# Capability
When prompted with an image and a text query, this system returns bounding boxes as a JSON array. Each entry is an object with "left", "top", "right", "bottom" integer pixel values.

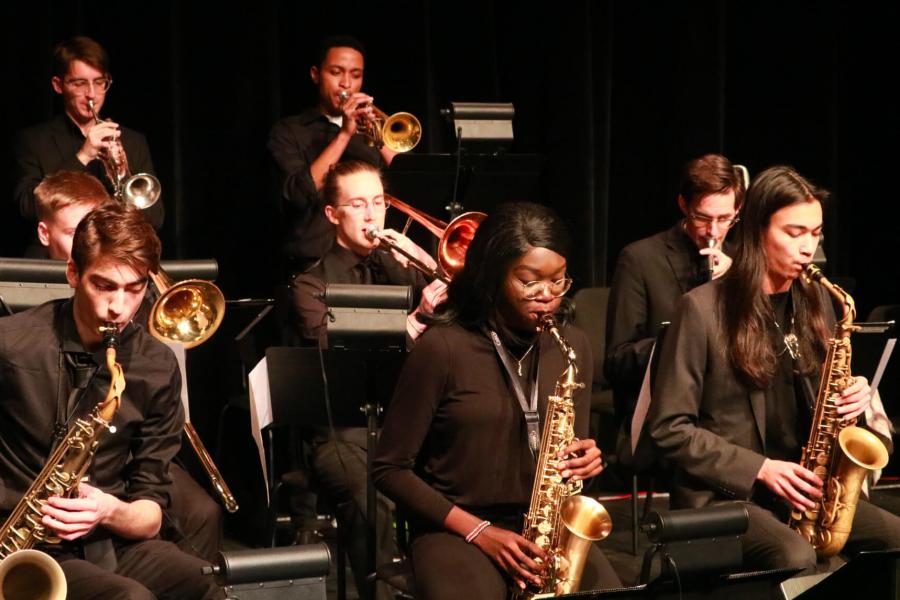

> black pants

[
  {"left": 59, "top": 539, "right": 224, "bottom": 600},
  {"left": 742, "top": 497, "right": 900, "bottom": 574},
  {"left": 410, "top": 526, "right": 622, "bottom": 600},
  {"left": 312, "top": 437, "right": 396, "bottom": 600},
  {"left": 163, "top": 463, "right": 223, "bottom": 561}
]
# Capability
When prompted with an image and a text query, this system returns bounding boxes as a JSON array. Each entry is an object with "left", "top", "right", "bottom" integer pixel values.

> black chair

[{"left": 571, "top": 287, "right": 617, "bottom": 471}]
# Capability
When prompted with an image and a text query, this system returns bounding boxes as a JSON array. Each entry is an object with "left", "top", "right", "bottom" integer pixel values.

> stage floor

[{"left": 222, "top": 482, "right": 900, "bottom": 599}]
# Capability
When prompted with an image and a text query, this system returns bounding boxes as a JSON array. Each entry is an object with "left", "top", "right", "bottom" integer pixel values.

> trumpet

[
  {"left": 339, "top": 91, "right": 421, "bottom": 152},
  {"left": 146, "top": 270, "right": 238, "bottom": 512},
  {"left": 87, "top": 100, "right": 161, "bottom": 210}
]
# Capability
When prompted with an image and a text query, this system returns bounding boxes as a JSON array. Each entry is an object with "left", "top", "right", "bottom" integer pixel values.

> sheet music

[
  {"left": 871, "top": 338, "right": 896, "bottom": 394},
  {"left": 248, "top": 357, "right": 273, "bottom": 504}
]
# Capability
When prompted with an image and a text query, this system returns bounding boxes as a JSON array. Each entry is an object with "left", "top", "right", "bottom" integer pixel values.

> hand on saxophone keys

[
  {"left": 39, "top": 482, "right": 112, "bottom": 541},
  {"left": 756, "top": 458, "right": 823, "bottom": 512},
  {"left": 835, "top": 375, "right": 872, "bottom": 420},
  {"left": 555, "top": 438, "right": 604, "bottom": 481}
]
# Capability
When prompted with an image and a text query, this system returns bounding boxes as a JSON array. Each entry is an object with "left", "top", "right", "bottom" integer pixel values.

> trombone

[
  {"left": 339, "top": 91, "right": 421, "bottom": 152},
  {"left": 87, "top": 99, "right": 161, "bottom": 209},
  {"left": 146, "top": 270, "right": 238, "bottom": 512},
  {"left": 367, "top": 194, "right": 485, "bottom": 282}
]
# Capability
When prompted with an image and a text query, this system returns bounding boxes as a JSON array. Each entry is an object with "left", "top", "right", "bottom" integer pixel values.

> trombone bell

[{"left": 150, "top": 279, "right": 225, "bottom": 349}]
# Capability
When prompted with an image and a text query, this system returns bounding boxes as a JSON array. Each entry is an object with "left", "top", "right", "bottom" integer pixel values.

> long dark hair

[
  {"left": 722, "top": 165, "right": 830, "bottom": 388},
  {"left": 423, "top": 202, "right": 572, "bottom": 341}
]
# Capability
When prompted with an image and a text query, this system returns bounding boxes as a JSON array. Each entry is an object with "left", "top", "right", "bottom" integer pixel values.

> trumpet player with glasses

[
  {"left": 13, "top": 36, "right": 163, "bottom": 234},
  {"left": 269, "top": 35, "right": 400, "bottom": 276},
  {"left": 373, "top": 203, "right": 621, "bottom": 599},
  {"left": 646, "top": 166, "right": 900, "bottom": 574}
]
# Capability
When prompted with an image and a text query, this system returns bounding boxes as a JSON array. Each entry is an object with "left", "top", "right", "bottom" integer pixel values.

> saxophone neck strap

[{"left": 489, "top": 329, "right": 541, "bottom": 457}]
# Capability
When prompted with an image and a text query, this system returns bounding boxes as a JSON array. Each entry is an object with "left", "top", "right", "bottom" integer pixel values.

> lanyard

[{"left": 489, "top": 330, "right": 541, "bottom": 457}]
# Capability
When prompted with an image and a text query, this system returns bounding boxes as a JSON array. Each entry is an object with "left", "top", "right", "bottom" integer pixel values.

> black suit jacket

[
  {"left": 605, "top": 223, "right": 708, "bottom": 444},
  {"left": 647, "top": 280, "right": 839, "bottom": 509},
  {"left": 13, "top": 113, "right": 163, "bottom": 230}
]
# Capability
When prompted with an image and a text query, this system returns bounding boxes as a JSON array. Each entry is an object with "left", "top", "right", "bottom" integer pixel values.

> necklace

[
  {"left": 774, "top": 315, "right": 799, "bottom": 360},
  {"left": 516, "top": 343, "right": 536, "bottom": 376}
]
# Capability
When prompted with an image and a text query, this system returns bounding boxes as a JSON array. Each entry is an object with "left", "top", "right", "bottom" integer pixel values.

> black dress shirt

[
  {"left": 13, "top": 113, "right": 164, "bottom": 230},
  {"left": 290, "top": 243, "right": 427, "bottom": 345},
  {"left": 0, "top": 299, "right": 183, "bottom": 516},
  {"left": 372, "top": 322, "right": 593, "bottom": 535},
  {"left": 267, "top": 108, "right": 385, "bottom": 272}
]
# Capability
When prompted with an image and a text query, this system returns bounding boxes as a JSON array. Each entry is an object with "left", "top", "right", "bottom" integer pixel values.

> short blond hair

[{"left": 34, "top": 171, "right": 111, "bottom": 221}]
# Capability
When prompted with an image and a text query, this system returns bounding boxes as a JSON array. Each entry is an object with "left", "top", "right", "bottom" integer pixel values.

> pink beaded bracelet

[{"left": 465, "top": 520, "right": 492, "bottom": 543}]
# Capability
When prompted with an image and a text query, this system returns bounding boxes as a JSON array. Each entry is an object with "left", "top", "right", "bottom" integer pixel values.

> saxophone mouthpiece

[{"left": 99, "top": 322, "right": 119, "bottom": 349}]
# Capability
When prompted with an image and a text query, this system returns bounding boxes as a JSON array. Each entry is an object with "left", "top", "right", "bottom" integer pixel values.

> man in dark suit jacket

[
  {"left": 13, "top": 36, "right": 163, "bottom": 232},
  {"left": 605, "top": 154, "right": 745, "bottom": 461},
  {"left": 647, "top": 166, "right": 900, "bottom": 573}
]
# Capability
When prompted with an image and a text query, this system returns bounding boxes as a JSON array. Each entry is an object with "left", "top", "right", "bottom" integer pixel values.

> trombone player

[
  {"left": 13, "top": 36, "right": 164, "bottom": 235},
  {"left": 268, "top": 35, "right": 401, "bottom": 277}
]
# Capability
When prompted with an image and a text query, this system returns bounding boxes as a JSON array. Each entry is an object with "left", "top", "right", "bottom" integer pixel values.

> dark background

[{"left": 2, "top": 1, "right": 897, "bottom": 536}]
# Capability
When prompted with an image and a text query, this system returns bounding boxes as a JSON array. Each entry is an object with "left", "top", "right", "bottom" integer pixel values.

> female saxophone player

[{"left": 373, "top": 202, "right": 621, "bottom": 599}]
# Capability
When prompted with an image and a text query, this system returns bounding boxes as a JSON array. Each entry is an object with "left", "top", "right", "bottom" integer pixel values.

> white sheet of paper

[
  {"left": 163, "top": 341, "right": 190, "bottom": 422},
  {"left": 248, "top": 357, "right": 273, "bottom": 505}
]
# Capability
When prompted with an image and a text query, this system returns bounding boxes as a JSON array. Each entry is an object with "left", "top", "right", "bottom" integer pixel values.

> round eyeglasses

[
  {"left": 64, "top": 77, "right": 113, "bottom": 96},
  {"left": 520, "top": 277, "right": 573, "bottom": 300}
]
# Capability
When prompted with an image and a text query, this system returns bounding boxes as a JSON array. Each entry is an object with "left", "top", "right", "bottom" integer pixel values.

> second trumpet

[{"left": 88, "top": 99, "right": 161, "bottom": 210}]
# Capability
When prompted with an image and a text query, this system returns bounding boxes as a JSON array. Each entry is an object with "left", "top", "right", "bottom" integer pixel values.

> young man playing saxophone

[{"left": 0, "top": 204, "right": 221, "bottom": 599}]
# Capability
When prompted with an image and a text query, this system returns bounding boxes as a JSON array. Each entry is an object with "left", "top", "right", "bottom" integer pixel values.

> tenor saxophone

[
  {"left": 0, "top": 323, "right": 126, "bottom": 600},
  {"left": 514, "top": 315, "right": 613, "bottom": 599},
  {"left": 788, "top": 265, "right": 889, "bottom": 558}
]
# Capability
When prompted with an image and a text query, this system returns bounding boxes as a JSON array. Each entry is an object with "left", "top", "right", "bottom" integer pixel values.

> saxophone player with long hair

[
  {"left": 647, "top": 166, "right": 900, "bottom": 574},
  {"left": 373, "top": 203, "right": 621, "bottom": 599},
  {"left": 0, "top": 204, "right": 222, "bottom": 599}
]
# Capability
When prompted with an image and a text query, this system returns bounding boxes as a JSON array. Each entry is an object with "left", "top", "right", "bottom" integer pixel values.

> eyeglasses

[
  {"left": 336, "top": 197, "right": 391, "bottom": 212},
  {"left": 520, "top": 277, "right": 573, "bottom": 300},
  {"left": 688, "top": 212, "right": 740, "bottom": 228},
  {"left": 63, "top": 77, "right": 113, "bottom": 95}
]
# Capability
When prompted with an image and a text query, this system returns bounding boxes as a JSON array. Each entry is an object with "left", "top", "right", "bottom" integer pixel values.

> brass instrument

[
  {"left": 338, "top": 91, "right": 421, "bottom": 152},
  {"left": 147, "top": 271, "right": 237, "bottom": 512},
  {"left": 87, "top": 100, "right": 161, "bottom": 209},
  {"left": 365, "top": 225, "right": 449, "bottom": 283},
  {"left": 788, "top": 265, "right": 889, "bottom": 558},
  {"left": 383, "top": 194, "right": 485, "bottom": 280},
  {"left": 706, "top": 236, "right": 716, "bottom": 279},
  {"left": 515, "top": 315, "right": 612, "bottom": 598},
  {"left": 148, "top": 270, "right": 226, "bottom": 350},
  {"left": 0, "top": 324, "right": 125, "bottom": 600}
]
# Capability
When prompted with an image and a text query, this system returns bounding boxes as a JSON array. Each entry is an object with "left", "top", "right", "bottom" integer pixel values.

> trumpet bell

[
  {"left": 122, "top": 173, "right": 161, "bottom": 210},
  {"left": 381, "top": 112, "right": 421, "bottom": 153},
  {"left": 150, "top": 279, "right": 225, "bottom": 349},
  {"left": 439, "top": 212, "right": 486, "bottom": 278}
]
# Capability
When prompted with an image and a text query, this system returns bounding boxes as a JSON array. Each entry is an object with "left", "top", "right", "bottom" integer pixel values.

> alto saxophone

[
  {"left": 788, "top": 265, "right": 889, "bottom": 558},
  {"left": 514, "top": 315, "right": 613, "bottom": 599},
  {"left": 0, "top": 323, "right": 126, "bottom": 599}
]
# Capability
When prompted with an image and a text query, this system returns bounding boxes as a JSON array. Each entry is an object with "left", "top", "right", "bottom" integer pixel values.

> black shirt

[
  {"left": 372, "top": 322, "right": 593, "bottom": 535},
  {"left": 13, "top": 113, "right": 163, "bottom": 230},
  {"left": 290, "top": 243, "right": 427, "bottom": 345},
  {"left": 267, "top": 108, "right": 385, "bottom": 271},
  {"left": 0, "top": 299, "right": 183, "bottom": 515}
]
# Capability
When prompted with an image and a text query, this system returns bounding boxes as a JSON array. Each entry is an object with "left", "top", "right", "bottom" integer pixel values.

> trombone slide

[{"left": 184, "top": 422, "right": 239, "bottom": 513}]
